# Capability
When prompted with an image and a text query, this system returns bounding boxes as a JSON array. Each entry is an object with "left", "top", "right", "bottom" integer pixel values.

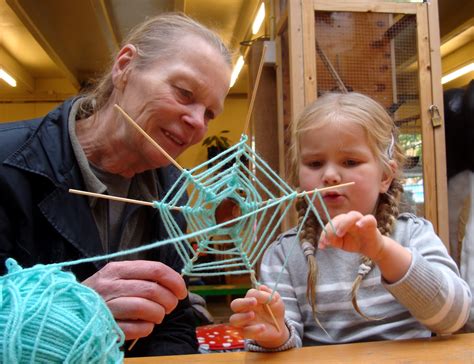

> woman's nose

[
  {"left": 322, "top": 164, "right": 341, "bottom": 185},
  {"left": 183, "top": 104, "right": 207, "bottom": 132}
]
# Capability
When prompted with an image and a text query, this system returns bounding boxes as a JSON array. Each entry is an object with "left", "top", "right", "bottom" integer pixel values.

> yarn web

[
  {"left": 150, "top": 133, "right": 333, "bottom": 286},
  {"left": 10, "top": 133, "right": 334, "bottom": 290},
  {"left": 2, "top": 135, "right": 335, "bottom": 293},
  {"left": 0, "top": 132, "right": 336, "bottom": 363},
  {"left": 158, "top": 134, "right": 284, "bottom": 279}
]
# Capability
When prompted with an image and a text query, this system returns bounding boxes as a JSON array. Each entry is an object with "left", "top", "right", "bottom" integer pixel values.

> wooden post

[
  {"left": 426, "top": 0, "right": 449, "bottom": 246},
  {"left": 416, "top": 3, "right": 439, "bottom": 235}
]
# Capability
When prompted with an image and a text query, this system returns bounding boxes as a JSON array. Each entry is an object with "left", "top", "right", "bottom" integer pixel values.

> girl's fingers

[
  {"left": 355, "top": 214, "right": 377, "bottom": 231},
  {"left": 230, "top": 297, "right": 257, "bottom": 313},
  {"left": 319, "top": 211, "right": 363, "bottom": 249},
  {"left": 229, "top": 311, "right": 255, "bottom": 327},
  {"left": 241, "top": 324, "right": 267, "bottom": 340},
  {"left": 333, "top": 211, "right": 363, "bottom": 237}
]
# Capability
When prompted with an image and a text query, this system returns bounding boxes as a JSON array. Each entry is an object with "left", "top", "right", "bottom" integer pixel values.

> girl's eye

[
  {"left": 344, "top": 159, "right": 359, "bottom": 167},
  {"left": 307, "top": 160, "right": 323, "bottom": 169}
]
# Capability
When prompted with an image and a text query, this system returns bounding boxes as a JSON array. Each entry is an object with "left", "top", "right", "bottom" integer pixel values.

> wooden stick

[
  {"left": 114, "top": 104, "right": 184, "bottom": 171},
  {"left": 243, "top": 44, "right": 268, "bottom": 135},
  {"left": 264, "top": 304, "right": 281, "bottom": 333},
  {"left": 299, "top": 182, "right": 355, "bottom": 196},
  {"left": 259, "top": 182, "right": 355, "bottom": 206},
  {"left": 128, "top": 338, "right": 139, "bottom": 351},
  {"left": 68, "top": 189, "right": 181, "bottom": 211}
]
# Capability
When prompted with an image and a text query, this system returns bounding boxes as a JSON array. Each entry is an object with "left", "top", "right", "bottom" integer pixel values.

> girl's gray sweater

[{"left": 248, "top": 213, "right": 472, "bottom": 351}]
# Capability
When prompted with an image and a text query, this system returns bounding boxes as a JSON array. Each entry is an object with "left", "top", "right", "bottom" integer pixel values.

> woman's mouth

[{"left": 163, "top": 130, "right": 185, "bottom": 146}]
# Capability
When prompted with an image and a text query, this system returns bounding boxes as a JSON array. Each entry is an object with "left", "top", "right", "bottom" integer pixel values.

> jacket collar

[
  {"left": 4, "top": 98, "right": 79, "bottom": 189},
  {"left": 4, "top": 98, "right": 105, "bottom": 264}
]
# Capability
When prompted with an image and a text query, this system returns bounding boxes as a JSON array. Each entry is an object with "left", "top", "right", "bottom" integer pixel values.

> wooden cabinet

[{"left": 253, "top": 0, "right": 449, "bottom": 244}]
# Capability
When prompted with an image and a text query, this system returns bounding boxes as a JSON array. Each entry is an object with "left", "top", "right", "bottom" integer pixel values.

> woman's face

[
  {"left": 114, "top": 35, "right": 231, "bottom": 172},
  {"left": 298, "top": 118, "right": 393, "bottom": 221}
]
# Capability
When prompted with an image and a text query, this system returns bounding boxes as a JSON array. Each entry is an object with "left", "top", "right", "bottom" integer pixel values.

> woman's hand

[
  {"left": 82, "top": 260, "right": 187, "bottom": 340},
  {"left": 229, "top": 285, "right": 289, "bottom": 348}
]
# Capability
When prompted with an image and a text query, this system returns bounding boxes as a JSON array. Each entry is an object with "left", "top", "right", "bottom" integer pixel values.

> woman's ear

[
  {"left": 111, "top": 44, "right": 138, "bottom": 90},
  {"left": 379, "top": 160, "right": 397, "bottom": 194}
]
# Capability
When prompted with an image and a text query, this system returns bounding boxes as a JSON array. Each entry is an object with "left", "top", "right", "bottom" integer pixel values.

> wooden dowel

[
  {"left": 68, "top": 189, "right": 181, "bottom": 211},
  {"left": 243, "top": 45, "right": 268, "bottom": 135},
  {"left": 69, "top": 188, "right": 153, "bottom": 206},
  {"left": 128, "top": 338, "right": 139, "bottom": 351},
  {"left": 299, "top": 181, "right": 355, "bottom": 196},
  {"left": 259, "top": 182, "right": 355, "bottom": 206},
  {"left": 264, "top": 304, "right": 281, "bottom": 333},
  {"left": 114, "top": 104, "right": 184, "bottom": 172}
]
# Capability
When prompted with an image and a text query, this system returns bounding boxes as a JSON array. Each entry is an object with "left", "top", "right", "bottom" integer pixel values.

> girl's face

[{"left": 298, "top": 118, "right": 393, "bottom": 220}]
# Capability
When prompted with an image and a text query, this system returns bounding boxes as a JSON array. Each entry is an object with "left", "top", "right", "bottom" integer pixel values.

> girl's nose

[{"left": 322, "top": 164, "right": 341, "bottom": 185}]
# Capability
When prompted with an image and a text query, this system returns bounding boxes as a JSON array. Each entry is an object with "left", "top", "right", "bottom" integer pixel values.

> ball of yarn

[{"left": 0, "top": 259, "right": 124, "bottom": 363}]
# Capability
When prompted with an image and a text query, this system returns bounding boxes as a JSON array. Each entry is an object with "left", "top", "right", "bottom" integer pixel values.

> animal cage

[{"left": 254, "top": 0, "right": 449, "bottom": 244}]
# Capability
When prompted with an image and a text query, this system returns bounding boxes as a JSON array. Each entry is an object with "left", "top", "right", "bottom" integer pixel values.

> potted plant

[{"left": 201, "top": 130, "right": 232, "bottom": 161}]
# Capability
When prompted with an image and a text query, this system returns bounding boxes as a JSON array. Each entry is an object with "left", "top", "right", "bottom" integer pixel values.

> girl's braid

[
  {"left": 350, "top": 179, "right": 404, "bottom": 319},
  {"left": 296, "top": 197, "right": 323, "bottom": 324}
]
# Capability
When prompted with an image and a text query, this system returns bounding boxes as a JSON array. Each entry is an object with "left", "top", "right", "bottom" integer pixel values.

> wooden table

[{"left": 125, "top": 333, "right": 473, "bottom": 363}]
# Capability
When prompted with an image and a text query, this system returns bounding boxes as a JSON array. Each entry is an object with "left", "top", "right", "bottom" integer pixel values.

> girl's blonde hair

[
  {"left": 291, "top": 92, "right": 405, "bottom": 320},
  {"left": 79, "top": 12, "right": 232, "bottom": 116}
]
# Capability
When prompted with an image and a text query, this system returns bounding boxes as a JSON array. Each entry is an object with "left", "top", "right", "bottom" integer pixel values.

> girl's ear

[
  {"left": 111, "top": 44, "right": 138, "bottom": 90},
  {"left": 379, "top": 160, "right": 397, "bottom": 194}
]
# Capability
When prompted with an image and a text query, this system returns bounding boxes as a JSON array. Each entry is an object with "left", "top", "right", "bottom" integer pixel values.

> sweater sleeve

[
  {"left": 383, "top": 216, "right": 472, "bottom": 334},
  {"left": 256, "top": 234, "right": 304, "bottom": 349},
  {"left": 245, "top": 318, "right": 299, "bottom": 352}
]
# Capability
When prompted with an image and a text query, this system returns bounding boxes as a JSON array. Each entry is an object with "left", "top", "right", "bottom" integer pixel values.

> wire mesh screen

[{"left": 314, "top": 11, "right": 424, "bottom": 216}]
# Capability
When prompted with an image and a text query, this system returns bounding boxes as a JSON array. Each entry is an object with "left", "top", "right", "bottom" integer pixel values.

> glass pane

[{"left": 314, "top": 11, "right": 424, "bottom": 216}]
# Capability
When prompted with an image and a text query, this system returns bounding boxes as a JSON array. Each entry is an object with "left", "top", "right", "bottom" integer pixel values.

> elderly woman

[{"left": 0, "top": 13, "right": 231, "bottom": 357}]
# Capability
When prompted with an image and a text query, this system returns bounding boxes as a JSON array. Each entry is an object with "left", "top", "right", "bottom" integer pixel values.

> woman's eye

[
  {"left": 176, "top": 87, "right": 193, "bottom": 100},
  {"left": 204, "top": 109, "right": 215, "bottom": 121}
]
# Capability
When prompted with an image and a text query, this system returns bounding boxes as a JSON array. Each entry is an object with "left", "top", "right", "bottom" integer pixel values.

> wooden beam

[
  {"left": 89, "top": 0, "right": 120, "bottom": 53},
  {"left": 6, "top": 0, "right": 80, "bottom": 90},
  {"left": 0, "top": 46, "right": 34, "bottom": 92},
  {"left": 287, "top": 0, "right": 305, "bottom": 123},
  {"left": 174, "top": 0, "right": 186, "bottom": 12},
  {"left": 230, "top": 0, "right": 261, "bottom": 58},
  {"left": 302, "top": 0, "right": 316, "bottom": 104},
  {"left": 416, "top": 3, "right": 439, "bottom": 233},
  {"left": 426, "top": 0, "right": 449, "bottom": 245},
  {"left": 312, "top": 0, "right": 417, "bottom": 14}
]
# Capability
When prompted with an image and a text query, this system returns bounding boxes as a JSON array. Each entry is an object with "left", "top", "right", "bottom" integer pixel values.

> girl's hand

[
  {"left": 229, "top": 285, "right": 289, "bottom": 348},
  {"left": 318, "top": 211, "right": 386, "bottom": 261},
  {"left": 318, "top": 211, "right": 412, "bottom": 283}
]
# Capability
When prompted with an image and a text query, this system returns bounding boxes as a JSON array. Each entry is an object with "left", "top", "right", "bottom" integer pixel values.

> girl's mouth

[{"left": 322, "top": 191, "right": 344, "bottom": 202}]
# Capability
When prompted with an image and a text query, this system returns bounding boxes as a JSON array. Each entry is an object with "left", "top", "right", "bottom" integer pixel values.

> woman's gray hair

[{"left": 79, "top": 12, "right": 232, "bottom": 116}]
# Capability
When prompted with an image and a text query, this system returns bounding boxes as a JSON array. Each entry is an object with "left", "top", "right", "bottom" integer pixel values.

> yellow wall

[{"left": 0, "top": 102, "right": 60, "bottom": 123}]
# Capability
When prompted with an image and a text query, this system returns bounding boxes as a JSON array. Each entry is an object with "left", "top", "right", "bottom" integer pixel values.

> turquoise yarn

[
  {"left": 0, "top": 259, "right": 124, "bottom": 363},
  {"left": 0, "top": 134, "right": 337, "bottom": 362}
]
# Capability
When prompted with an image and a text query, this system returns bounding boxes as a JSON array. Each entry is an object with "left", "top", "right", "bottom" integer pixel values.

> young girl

[{"left": 229, "top": 92, "right": 472, "bottom": 351}]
